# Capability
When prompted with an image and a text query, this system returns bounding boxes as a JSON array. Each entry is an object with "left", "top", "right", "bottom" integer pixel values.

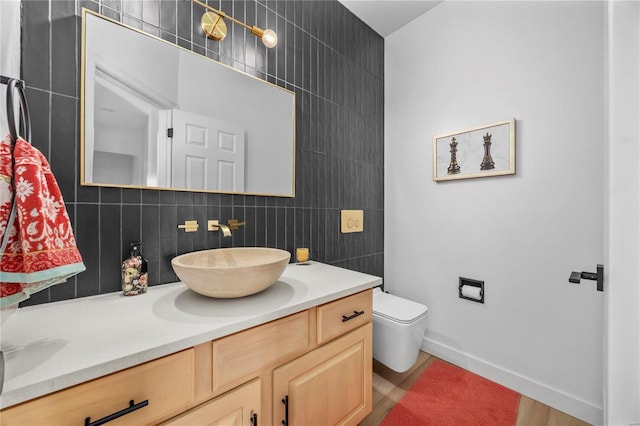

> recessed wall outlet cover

[{"left": 341, "top": 210, "right": 364, "bottom": 233}]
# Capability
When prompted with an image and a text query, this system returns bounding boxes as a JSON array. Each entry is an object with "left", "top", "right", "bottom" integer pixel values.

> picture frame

[{"left": 433, "top": 118, "right": 516, "bottom": 182}]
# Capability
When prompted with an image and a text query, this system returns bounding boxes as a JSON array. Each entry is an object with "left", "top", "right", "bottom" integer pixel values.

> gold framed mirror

[{"left": 81, "top": 10, "right": 295, "bottom": 197}]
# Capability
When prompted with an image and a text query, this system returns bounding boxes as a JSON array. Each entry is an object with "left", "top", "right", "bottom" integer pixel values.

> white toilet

[{"left": 372, "top": 287, "right": 429, "bottom": 373}]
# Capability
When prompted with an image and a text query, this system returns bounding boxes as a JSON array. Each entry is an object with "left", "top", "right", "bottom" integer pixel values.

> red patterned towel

[{"left": 1, "top": 134, "right": 85, "bottom": 306}]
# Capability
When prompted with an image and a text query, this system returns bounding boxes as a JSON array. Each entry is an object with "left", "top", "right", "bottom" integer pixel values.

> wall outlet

[{"left": 341, "top": 210, "right": 364, "bottom": 233}]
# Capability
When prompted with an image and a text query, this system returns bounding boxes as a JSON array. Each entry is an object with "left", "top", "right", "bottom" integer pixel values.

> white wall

[
  {"left": 385, "top": 1, "right": 605, "bottom": 423},
  {"left": 0, "top": 0, "right": 21, "bottom": 138},
  {"left": 606, "top": 1, "right": 640, "bottom": 424}
]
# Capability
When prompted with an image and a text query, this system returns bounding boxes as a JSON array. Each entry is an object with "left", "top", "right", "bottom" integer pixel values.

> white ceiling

[{"left": 338, "top": 0, "right": 442, "bottom": 37}]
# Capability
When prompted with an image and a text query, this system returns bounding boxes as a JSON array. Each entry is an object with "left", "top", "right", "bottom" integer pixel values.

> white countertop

[{"left": 0, "top": 261, "right": 381, "bottom": 409}]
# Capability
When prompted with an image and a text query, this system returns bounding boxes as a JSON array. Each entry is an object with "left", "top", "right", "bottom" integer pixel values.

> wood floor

[{"left": 359, "top": 351, "right": 591, "bottom": 426}]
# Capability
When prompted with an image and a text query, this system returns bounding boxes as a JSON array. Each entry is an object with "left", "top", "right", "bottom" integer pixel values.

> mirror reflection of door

[
  {"left": 93, "top": 71, "right": 160, "bottom": 186},
  {"left": 89, "top": 63, "right": 174, "bottom": 187},
  {"left": 169, "top": 110, "right": 246, "bottom": 192}
]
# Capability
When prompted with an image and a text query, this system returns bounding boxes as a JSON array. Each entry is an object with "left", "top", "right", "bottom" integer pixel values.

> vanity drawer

[
  {"left": 317, "top": 289, "right": 372, "bottom": 345},
  {"left": 1, "top": 349, "right": 195, "bottom": 426},
  {"left": 212, "top": 311, "right": 310, "bottom": 394}
]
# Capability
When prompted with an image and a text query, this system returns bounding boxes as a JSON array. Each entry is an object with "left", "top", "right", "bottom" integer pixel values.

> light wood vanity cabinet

[{"left": 0, "top": 289, "right": 372, "bottom": 426}]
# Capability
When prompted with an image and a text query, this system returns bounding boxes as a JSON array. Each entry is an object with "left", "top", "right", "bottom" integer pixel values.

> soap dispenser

[{"left": 121, "top": 242, "right": 148, "bottom": 296}]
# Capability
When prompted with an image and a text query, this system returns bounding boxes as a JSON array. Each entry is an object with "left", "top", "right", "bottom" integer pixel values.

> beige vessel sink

[{"left": 171, "top": 247, "right": 291, "bottom": 298}]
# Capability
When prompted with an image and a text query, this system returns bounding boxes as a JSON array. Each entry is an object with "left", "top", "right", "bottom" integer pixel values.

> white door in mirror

[{"left": 170, "top": 109, "right": 245, "bottom": 192}]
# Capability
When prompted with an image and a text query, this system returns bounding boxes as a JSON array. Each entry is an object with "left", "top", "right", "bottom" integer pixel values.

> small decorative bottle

[{"left": 121, "top": 242, "right": 148, "bottom": 296}]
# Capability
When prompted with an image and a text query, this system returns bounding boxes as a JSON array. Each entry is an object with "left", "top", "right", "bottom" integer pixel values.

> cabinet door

[
  {"left": 273, "top": 324, "right": 372, "bottom": 426},
  {"left": 162, "top": 378, "right": 261, "bottom": 426}
]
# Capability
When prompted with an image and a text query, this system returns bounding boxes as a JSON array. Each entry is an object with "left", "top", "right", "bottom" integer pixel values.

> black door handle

[{"left": 569, "top": 264, "right": 604, "bottom": 292}]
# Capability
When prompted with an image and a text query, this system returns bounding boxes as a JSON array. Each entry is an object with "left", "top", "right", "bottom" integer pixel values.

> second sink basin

[{"left": 171, "top": 247, "right": 291, "bottom": 298}]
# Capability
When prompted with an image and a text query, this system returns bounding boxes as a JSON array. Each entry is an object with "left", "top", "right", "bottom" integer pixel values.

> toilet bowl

[{"left": 372, "top": 287, "right": 429, "bottom": 373}]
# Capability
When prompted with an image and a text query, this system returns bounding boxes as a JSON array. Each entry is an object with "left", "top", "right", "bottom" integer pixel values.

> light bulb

[{"left": 262, "top": 29, "right": 277, "bottom": 48}]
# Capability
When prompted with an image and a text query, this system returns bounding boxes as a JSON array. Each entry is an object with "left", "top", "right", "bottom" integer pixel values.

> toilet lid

[{"left": 373, "top": 290, "right": 428, "bottom": 324}]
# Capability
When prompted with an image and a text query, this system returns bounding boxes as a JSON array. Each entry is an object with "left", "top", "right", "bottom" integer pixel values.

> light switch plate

[{"left": 341, "top": 210, "right": 364, "bottom": 233}]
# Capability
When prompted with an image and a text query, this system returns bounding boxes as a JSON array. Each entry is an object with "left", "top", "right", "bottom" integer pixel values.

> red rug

[{"left": 380, "top": 360, "right": 521, "bottom": 426}]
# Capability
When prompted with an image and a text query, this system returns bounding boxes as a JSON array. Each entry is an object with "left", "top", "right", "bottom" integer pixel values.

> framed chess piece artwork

[{"left": 433, "top": 118, "right": 515, "bottom": 182}]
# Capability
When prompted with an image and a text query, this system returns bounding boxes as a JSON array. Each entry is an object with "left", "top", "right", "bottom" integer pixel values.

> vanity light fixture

[{"left": 192, "top": 0, "right": 278, "bottom": 48}]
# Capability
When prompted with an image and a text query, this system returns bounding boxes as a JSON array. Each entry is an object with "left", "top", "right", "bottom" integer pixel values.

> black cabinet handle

[
  {"left": 251, "top": 412, "right": 258, "bottom": 426},
  {"left": 84, "top": 399, "right": 149, "bottom": 426},
  {"left": 281, "top": 395, "right": 289, "bottom": 426},
  {"left": 342, "top": 310, "right": 365, "bottom": 322}
]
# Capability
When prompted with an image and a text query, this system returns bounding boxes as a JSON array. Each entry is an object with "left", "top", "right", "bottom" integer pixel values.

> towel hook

[{"left": 2, "top": 76, "right": 31, "bottom": 144}]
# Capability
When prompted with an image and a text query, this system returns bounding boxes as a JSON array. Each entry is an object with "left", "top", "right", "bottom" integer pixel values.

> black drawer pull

[
  {"left": 342, "top": 310, "right": 365, "bottom": 322},
  {"left": 84, "top": 399, "right": 149, "bottom": 426},
  {"left": 281, "top": 395, "right": 289, "bottom": 426},
  {"left": 251, "top": 412, "right": 258, "bottom": 426}
]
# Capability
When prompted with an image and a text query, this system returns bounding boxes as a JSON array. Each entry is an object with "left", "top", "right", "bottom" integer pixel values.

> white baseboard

[{"left": 421, "top": 337, "right": 603, "bottom": 426}]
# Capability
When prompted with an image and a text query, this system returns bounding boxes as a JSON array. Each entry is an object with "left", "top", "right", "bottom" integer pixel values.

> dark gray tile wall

[{"left": 19, "top": 0, "right": 384, "bottom": 306}]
